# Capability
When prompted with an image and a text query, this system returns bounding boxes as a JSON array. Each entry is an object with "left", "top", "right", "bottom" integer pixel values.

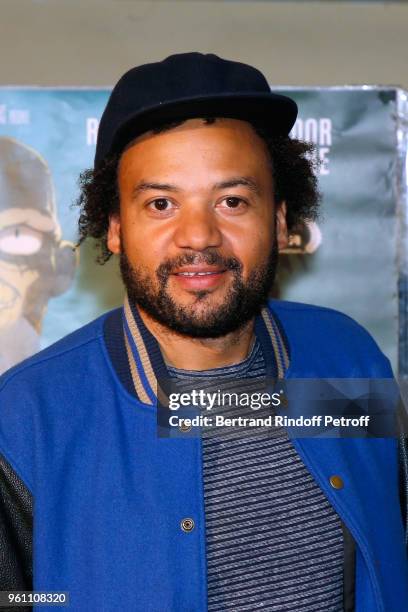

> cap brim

[{"left": 109, "top": 92, "right": 297, "bottom": 160}]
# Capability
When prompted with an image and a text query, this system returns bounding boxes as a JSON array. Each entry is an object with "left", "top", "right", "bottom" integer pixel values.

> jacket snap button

[
  {"left": 179, "top": 422, "right": 192, "bottom": 433},
  {"left": 181, "top": 518, "right": 195, "bottom": 532},
  {"left": 329, "top": 475, "right": 344, "bottom": 489}
]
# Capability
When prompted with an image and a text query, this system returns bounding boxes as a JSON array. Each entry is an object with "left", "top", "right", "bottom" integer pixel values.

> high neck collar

[{"left": 122, "top": 294, "right": 289, "bottom": 406}]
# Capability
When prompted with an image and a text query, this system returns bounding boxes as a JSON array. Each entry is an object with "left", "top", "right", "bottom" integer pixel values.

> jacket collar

[{"left": 122, "top": 294, "right": 289, "bottom": 405}]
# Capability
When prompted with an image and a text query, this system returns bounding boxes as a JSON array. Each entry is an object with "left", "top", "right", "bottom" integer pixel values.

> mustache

[{"left": 156, "top": 251, "right": 242, "bottom": 282}]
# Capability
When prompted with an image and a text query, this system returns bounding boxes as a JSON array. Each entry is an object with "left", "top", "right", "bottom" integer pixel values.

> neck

[{"left": 136, "top": 306, "right": 256, "bottom": 370}]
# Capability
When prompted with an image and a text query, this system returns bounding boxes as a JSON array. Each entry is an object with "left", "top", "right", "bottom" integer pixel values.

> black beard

[{"left": 120, "top": 242, "right": 279, "bottom": 339}]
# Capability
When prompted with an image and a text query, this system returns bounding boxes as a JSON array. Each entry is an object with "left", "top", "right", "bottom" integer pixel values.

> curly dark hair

[{"left": 76, "top": 117, "right": 321, "bottom": 264}]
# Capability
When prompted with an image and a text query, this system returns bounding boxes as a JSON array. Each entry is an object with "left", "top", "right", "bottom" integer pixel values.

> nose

[{"left": 173, "top": 205, "right": 223, "bottom": 251}]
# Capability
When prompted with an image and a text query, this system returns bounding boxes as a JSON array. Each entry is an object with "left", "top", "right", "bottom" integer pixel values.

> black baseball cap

[{"left": 94, "top": 52, "right": 298, "bottom": 168}]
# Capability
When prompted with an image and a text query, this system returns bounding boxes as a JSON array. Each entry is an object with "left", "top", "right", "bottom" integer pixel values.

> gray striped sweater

[{"left": 168, "top": 337, "right": 344, "bottom": 611}]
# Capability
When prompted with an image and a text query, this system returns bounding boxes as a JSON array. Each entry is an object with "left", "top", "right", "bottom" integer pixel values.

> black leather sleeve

[
  {"left": 0, "top": 453, "right": 32, "bottom": 610},
  {"left": 342, "top": 521, "right": 356, "bottom": 612}
]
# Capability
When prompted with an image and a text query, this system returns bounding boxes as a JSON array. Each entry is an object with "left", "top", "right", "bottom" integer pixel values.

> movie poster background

[{"left": 0, "top": 87, "right": 405, "bottom": 374}]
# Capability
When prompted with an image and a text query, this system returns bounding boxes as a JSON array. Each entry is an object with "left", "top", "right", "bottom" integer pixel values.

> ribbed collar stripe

[
  {"left": 123, "top": 296, "right": 157, "bottom": 404},
  {"left": 261, "top": 308, "right": 289, "bottom": 376}
]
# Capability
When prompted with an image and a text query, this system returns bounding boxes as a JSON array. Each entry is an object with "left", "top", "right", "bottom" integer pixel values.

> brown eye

[
  {"left": 150, "top": 198, "right": 171, "bottom": 211},
  {"left": 224, "top": 197, "right": 244, "bottom": 208}
]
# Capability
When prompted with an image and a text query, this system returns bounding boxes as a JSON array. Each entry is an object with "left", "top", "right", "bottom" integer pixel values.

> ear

[
  {"left": 276, "top": 201, "right": 289, "bottom": 251},
  {"left": 107, "top": 213, "right": 121, "bottom": 254}
]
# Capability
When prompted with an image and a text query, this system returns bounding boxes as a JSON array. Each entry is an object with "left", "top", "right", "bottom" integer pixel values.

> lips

[
  {"left": 171, "top": 266, "right": 228, "bottom": 290},
  {"left": 172, "top": 267, "right": 226, "bottom": 276}
]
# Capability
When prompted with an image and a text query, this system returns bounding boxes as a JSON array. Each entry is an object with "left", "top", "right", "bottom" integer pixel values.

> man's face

[{"left": 108, "top": 118, "right": 288, "bottom": 337}]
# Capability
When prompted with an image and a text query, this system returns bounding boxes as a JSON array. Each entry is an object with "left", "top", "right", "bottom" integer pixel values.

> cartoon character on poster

[
  {"left": 0, "top": 137, "right": 77, "bottom": 374},
  {"left": 273, "top": 220, "right": 322, "bottom": 298}
]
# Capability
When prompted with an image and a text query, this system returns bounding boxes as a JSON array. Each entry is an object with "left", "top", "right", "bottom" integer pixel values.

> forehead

[{"left": 118, "top": 118, "right": 272, "bottom": 180}]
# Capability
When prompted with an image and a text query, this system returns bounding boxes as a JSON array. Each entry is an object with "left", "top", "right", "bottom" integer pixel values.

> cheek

[
  {"left": 122, "top": 221, "right": 172, "bottom": 270},
  {"left": 230, "top": 225, "right": 274, "bottom": 271}
]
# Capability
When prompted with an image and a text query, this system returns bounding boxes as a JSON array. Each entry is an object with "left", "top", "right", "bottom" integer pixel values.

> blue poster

[{"left": 0, "top": 87, "right": 405, "bottom": 374}]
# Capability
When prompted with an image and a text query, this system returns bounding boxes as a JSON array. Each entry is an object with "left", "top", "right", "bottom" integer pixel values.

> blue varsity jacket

[{"left": 0, "top": 299, "right": 407, "bottom": 611}]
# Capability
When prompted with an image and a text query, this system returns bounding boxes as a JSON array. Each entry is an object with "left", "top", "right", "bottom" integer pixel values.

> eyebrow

[
  {"left": 214, "top": 177, "right": 261, "bottom": 195},
  {"left": 131, "top": 176, "right": 261, "bottom": 198}
]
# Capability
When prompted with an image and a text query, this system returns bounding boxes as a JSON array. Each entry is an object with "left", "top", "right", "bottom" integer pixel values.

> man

[
  {"left": 0, "top": 137, "right": 76, "bottom": 374},
  {"left": 0, "top": 52, "right": 407, "bottom": 611}
]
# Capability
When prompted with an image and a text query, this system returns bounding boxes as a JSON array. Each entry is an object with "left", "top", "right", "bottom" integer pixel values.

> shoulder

[
  {"left": 267, "top": 299, "right": 393, "bottom": 377},
  {"left": 0, "top": 309, "right": 118, "bottom": 490},
  {"left": 268, "top": 298, "right": 379, "bottom": 343},
  {"left": 0, "top": 310, "right": 112, "bottom": 392},
  {"left": 269, "top": 298, "right": 370, "bottom": 331}
]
